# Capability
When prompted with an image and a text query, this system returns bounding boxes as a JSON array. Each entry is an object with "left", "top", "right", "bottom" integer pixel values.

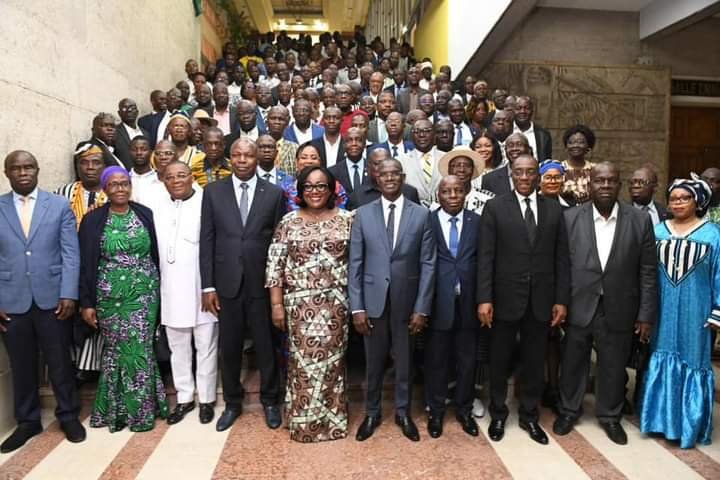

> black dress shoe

[
  {"left": 519, "top": 420, "right": 549, "bottom": 445},
  {"left": 488, "top": 419, "right": 505, "bottom": 442},
  {"left": 264, "top": 405, "right": 282, "bottom": 429},
  {"left": 356, "top": 415, "right": 381, "bottom": 441},
  {"left": 601, "top": 421, "right": 628, "bottom": 445},
  {"left": 199, "top": 403, "right": 215, "bottom": 424},
  {"left": 0, "top": 424, "right": 43, "bottom": 453},
  {"left": 395, "top": 415, "right": 420, "bottom": 442},
  {"left": 427, "top": 415, "right": 443, "bottom": 438},
  {"left": 216, "top": 407, "right": 242, "bottom": 432},
  {"left": 553, "top": 415, "right": 575, "bottom": 436},
  {"left": 456, "top": 414, "right": 479, "bottom": 437},
  {"left": 167, "top": 402, "right": 196, "bottom": 425},
  {"left": 60, "top": 420, "right": 86, "bottom": 443}
]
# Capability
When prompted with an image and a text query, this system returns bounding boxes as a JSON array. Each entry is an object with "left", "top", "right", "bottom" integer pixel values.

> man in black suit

[
  {"left": 348, "top": 147, "right": 419, "bottom": 209},
  {"left": 80, "top": 113, "right": 123, "bottom": 169},
  {"left": 425, "top": 176, "right": 481, "bottom": 439},
  {"left": 554, "top": 162, "right": 657, "bottom": 445},
  {"left": 329, "top": 127, "right": 368, "bottom": 194},
  {"left": 115, "top": 98, "right": 148, "bottom": 170},
  {"left": 310, "top": 106, "right": 345, "bottom": 168},
  {"left": 138, "top": 90, "right": 168, "bottom": 148},
  {"left": 477, "top": 154, "right": 570, "bottom": 445},
  {"left": 224, "top": 100, "right": 267, "bottom": 158},
  {"left": 480, "top": 132, "right": 531, "bottom": 196},
  {"left": 200, "top": 138, "right": 285, "bottom": 432},
  {"left": 513, "top": 96, "right": 552, "bottom": 163},
  {"left": 629, "top": 166, "right": 668, "bottom": 226},
  {"left": 397, "top": 67, "right": 428, "bottom": 115}
]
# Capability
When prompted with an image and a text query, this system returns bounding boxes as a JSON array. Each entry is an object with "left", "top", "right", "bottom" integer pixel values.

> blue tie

[
  {"left": 449, "top": 217, "right": 459, "bottom": 257},
  {"left": 455, "top": 125, "right": 463, "bottom": 146}
]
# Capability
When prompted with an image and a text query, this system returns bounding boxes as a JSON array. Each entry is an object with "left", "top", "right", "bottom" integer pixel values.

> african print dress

[
  {"left": 266, "top": 209, "right": 353, "bottom": 443},
  {"left": 640, "top": 220, "right": 720, "bottom": 448},
  {"left": 90, "top": 209, "right": 169, "bottom": 432}
]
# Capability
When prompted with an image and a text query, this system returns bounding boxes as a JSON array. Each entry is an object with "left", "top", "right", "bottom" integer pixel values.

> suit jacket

[
  {"left": 431, "top": 209, "right": 481, "bottom": 330},
  {"left": 398, "top": 147, "right": 443, "bottom": 206},
  {"left": 114, "top": 123, "right": 149, "bottom": 170},
  {"left": 78, "top": 202, "right": 158, "bottom": 309},
  {"left": 282, "top": 123, "right": 325, "bottom": 144},
  {"left": 655, "top": 201, "right": 668, "bottom": 220},
  {"left": 371, "top": 140, "right": 415, "bottom": 157},
  {"left": 480, "top": 165, "right": 511, "bottom": 196},
  {"left": 397, "top": 87, "right": 429, "bottom": 115},
  {"left": 309, "top": 136, "right": 345, "bottom": 167},
  {"left": 256, "top": 168, "right": 290, "bottom": 186},
  {"left": 349, "top": 198, "right": 436, "bottom": 321},
  {"left": 476, "top": 193, "right": 570, "bottom": 322},
  {"left": 532, "top": 125, "right": 553, "bottom": 162},
  {"left": 138, "top": 111, "right": 167, "bottom": 149},
  {"left": 347, "top": 183, "right": 420, "bottom": 210},
  {"left": 254, "top": 105, "right": 269, "bottom": 133},
  {"left": 329, "top": 158, "right": 369, "bottom": 194},
  {"left": 0, "top": 190, "right": 80, "bottom": 313},
  {"left": 564, "top": 201, "right": 657, "bottom": 332},
  {"left": 223, "top": 125, "right": 268, "bottom": 158},
  {"left": 200, "top": 176, "right": 285, "bottom": 299}
]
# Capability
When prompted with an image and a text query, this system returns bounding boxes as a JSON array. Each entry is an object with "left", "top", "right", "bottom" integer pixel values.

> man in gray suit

[
  {"left": 0, "top": 151, "right": 85, "bottom": 453},
  {"left": 553, "top": 162, "right": 657, "bottom": 445},
  {"left": 349, "top": 158, "right": 436, "bottom": 442}
]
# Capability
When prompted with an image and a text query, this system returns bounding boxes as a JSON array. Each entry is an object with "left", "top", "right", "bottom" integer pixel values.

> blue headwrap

[
  {"left": 100, "top": 166, "right": 130, "bottom": 190},
  {"left": 539, "top": 159, "right": 565, "bottom": 176},
  {"left": 667, "top": 173, "right": 712, "bottom": 211}
]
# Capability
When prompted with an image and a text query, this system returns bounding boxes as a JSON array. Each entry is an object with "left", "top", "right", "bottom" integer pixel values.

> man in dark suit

[
  {"left": 200, "top": 138, "right": 285, "bottom": 432},
  {"left": 349, "top": 158, "right": 436, "bottom": 442},
  {"left": 554, "top": 162, "right": 657, "bottom": 445},
  {"left": 629, "top": 166, "right": 668, "bottom": 226},
  {"left": 115, "top": 98, "right": 148, "bottom": 170},
  {"left": 425, "top": 175, "right": 481, "bottom": 439},
  {"left": 224, "top": 100, "right": 267, "bottom": 158},
  {"left": 372, "top": 112, "right": 415, "bottom": 158},
  {"left": 513, "top": 96, "right": 552, "bottom": 163},
  {"left": 477, "top": 154, "right": 570, "bottom": 445},
  {"left": 348, "top": 147, "right": 419, "bottom": 209},
  {"left": 310, "top": 106, "right": 345, "bottom": 167},
  {"left": 79, "top": 113, "right": 123, "bottom": 169},
  {"left": 329, "top": 127, "right": 368, "bottom": 195},
  {"left": 480, "top": 132, "right": 531, "bottom": 196},
  {"left": 138, "top": 90, "right": 169, "bottom": 149},
  {"left": 0, "top": 151, "right": 85, "bottom": 453},
  {"left": 397, "top": 66, "right": 428, "bottom": 115},
  {"left": 283, "top": 99, "right": 324, "bottom": 144}
]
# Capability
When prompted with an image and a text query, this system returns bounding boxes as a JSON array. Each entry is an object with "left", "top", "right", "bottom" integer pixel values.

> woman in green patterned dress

[{"left": 79, "top": 166, "right": 169, "bottom": 432}]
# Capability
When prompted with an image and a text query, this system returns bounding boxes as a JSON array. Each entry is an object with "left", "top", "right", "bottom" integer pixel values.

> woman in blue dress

[{"left": 640, "top": 175, "right": 720, "bottom": 448}]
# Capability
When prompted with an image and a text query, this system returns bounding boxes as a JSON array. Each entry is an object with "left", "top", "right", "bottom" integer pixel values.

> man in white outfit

[{"left": 153, "top": 161, "right": 219, "bottom": 425}]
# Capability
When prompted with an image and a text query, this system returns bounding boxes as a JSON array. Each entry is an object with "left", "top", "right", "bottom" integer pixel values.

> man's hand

[
  {"left": 0, "top": 311, "right": 10, "bottom": 333},
  {"left": 81, "top": 308, "right": 98, "bottom": 329},
  {"left": 55, "top": 299, "right": 76, "bottom": 321},
  {"left": 635, "top": 322, "right": 652, "bottom": 343},
  {"left": 202, "top": 292, "right": 221, "bottom": 317},
  {"left": 478, "top": 303, "right": 493, "bottom": 328},
  {"left": 408, "top": 313, "right": 427, "bottom": 335},
  {"left": 353, "top": 311, "right": 372, "bottom": 336},
  {"left": 271, "top": 305, "right": 286, "bottom": 331},
  {"left": 551, "top": 304, "right": 567, "bottom": 328}
]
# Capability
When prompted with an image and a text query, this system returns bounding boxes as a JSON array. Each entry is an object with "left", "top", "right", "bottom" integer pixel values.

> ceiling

[
  {"left": 537, "top": 0, "right": 655, "bottom": 11},
  {"left": 238, "top": 0, "right": 369, "bottom": 34}
]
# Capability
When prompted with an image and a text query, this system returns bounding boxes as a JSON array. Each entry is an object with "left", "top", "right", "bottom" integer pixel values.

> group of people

[{"left": 1, "top": 29, "right": 719, "bottom": 455}]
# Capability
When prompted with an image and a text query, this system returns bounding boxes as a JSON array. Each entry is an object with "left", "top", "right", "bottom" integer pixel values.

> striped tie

[{"left": 422, "top": 152, "right": 433, "bottom": 185}]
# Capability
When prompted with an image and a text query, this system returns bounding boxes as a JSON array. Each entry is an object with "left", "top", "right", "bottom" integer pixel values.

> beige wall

[{"left": 0, "top": 0, "right": 202, "bottom": 434}]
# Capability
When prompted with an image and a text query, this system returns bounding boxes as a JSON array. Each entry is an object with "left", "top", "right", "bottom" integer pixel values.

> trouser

[
  {"left": 559, "top": 299, "right": 634, "bottom": 423},
  {"left": 166, "top": 323, "right": 219, "bottom": 404},
  {"left": 364, "top": 297, "right": 414, "bottom": 417},
  {"left": 218, "top": 292, "right": 280, "bottom": 408},
  {"left": 489, "top": 304, "right": 549, "bottom": 423},
  {"left": 1, "top": 303, "right": 79, "bottom": 426}
]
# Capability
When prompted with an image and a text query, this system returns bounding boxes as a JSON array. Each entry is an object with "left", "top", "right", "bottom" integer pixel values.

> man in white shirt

[
  {"left": 255, "top": 134, "right": 289, "bottom": 185},
  {"left": 128, "top": 136, "right": 160, "bottom": 205},
  {"left": 399, "top": 119, "right": 443, "bottom": 206},
  {"left": 115, "top": 98, "right": 148, "bottom": 169},
  {"left": 448, "top": 99, "right": 472, "bottom": 147}
]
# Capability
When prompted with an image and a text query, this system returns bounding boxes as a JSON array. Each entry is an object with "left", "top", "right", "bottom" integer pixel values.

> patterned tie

[
  {"left": 422, "top": 152, "right": 433, "bottom": 186},
  {"left": 455, "top": 125, "right": 463, "bottom": 146},
  {"left": 524, "top": 197, "right": 536, "bottom": 245},
  {"left": 239, "top": 183, "right": 249, "bottom": 225},
  {"left": 352, "top": 164, "right": 361, "bottom": 190},
  {"left": 88, "top": 190, "right": 97, "bottom": 207},
  {"left": 20, "top": 195, "right": 32, "bottom": 238},
  {"left": 386, "top": 203, "right": 396, "bottom": 250},
  {"left": 449, "top": 216, "right": 459, "bottom": 257},
  {"left": 392, "top": 145, "right": 398, "bottom": 158}
]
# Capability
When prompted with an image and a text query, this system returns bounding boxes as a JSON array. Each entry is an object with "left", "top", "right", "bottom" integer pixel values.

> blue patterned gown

[{"left": 640, "top": 220, "right": 720, "bottom": 448}]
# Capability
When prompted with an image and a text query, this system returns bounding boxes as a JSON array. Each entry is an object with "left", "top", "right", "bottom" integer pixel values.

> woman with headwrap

[
  {"left": 640, "top": 175, "right": 720, "bottom": 448},
  {"left": 539, "top": 160, "right": 575, "bottom": 209},
  {"left": 78, "top": 166, "right": 169, "bottom": 432}
]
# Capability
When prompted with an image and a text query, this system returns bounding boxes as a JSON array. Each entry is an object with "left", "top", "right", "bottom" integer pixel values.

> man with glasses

[
  {"left": 398, "top": 119, "right": 443, "bottom": 207},
  {"left": 114, "top": 98, "right": 148, "bottom": 169},
  {"left": 629, "top": 166, "right": 667, "bottom": 226}
]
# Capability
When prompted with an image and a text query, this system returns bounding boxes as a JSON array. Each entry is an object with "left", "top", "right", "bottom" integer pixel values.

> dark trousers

[
  {"left": 1, "top": 303, "right": 79, "bottom": 426},
  {"left": 558, "top": 299, "right": 633, "bottom": 423},
  {"left": 218, "top": 292, "right": 279, "bottom": 408},
  {"left": 425, "top": 301, "right": 477, "bottom": 417},
  {"left": 364, "top": 297, "right": 414, "bottom": 417},
  {"left": 489, "top": 305, "right": 549, "bottom": 423}
]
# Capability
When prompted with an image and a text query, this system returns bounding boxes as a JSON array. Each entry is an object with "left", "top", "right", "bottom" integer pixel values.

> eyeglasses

[
  {"left": 303, "top": 183, "right": 329, "bottom": 192},
  {"left": 413, "top": 128, "right": 433, "bottom": 135},
  {"left": 630, "top": 179, "right": 655, "bottom": 187},
  {"left": 106, "top": 181, "right": 130, "bottom": 190},
  {"left": 542, "top": 174, "right": 564, "bottom": 183},
  {"left": 668, "top": 195, "right": 694, "bottom": 204},
  {"left": 164, "top": 173, "right": 191, "bottom": 182},
  {"left": 378, "top": 171, "right": 403, "bottom": 179}
]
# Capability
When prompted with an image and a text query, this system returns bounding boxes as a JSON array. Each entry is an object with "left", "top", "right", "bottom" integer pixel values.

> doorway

[{"left": 669, "top": 106, "right": 720, "bottom": 182}]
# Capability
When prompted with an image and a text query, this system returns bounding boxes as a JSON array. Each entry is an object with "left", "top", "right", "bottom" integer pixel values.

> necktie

[
  {"left": 20, "top": 195, "right": 32, "bottom": 238},
  {"left": 524, "top": 197, "right": 536, "bottom": 245},
  {"left": 263, "top": 173, "right": 272, "bottom": 183},
  {"left": 455, "top": 125, "right": 463, "bottom": 146},
  {"left": 261, "top": 109, "right": 268, "bottom": 124},
  {"left": 386, "top": 203, "right": 396, "bottom": 250},
  {"left": 641, "top": 204, "right": 650, "bottom": 213},
  {"left": 449, "top": 216, "right": 459, "bottom": 257},
  {"left": 88, "top": 190, "right": 97, "bottom": 207},
  {"left": 239, "top": 183, "right": 249, "bottom": 225},
  {"left": 422, "top": 152, "right": 433, "bottom": 186},
  {"left": 392, "top": 145, "right": 398, "bottom": 158},
  {"left": 352, "top": 163, "right": 361, "bottom": 190}
]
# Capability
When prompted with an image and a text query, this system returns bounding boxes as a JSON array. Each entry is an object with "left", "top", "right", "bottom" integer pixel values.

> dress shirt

[
  {"left": 213, "top": 107, "right": 232, "bottom": 135},
  {"left": 324, "top": 135, "right": 341, "bottom": 167},
  {"left": 387, "top": 140, "right": 408, "bottom": 158},
  {"left": 454, "top": 122, "right": 473, "bottom": 146},
  {"left": 156, "top": 111, "right": 171, "bottom": 144},
  {"left": 257, "top": 165, "right": 278, "bottom": 185},
  {"left": 257, "top": 106, "right": 271, "bottom": 125},
  {"left": 593, "top": 202, "right": 619, "bottom": 271},
  {"left": 239, "top": 126, "right": 260, "bottom": 141},
  {"left": 437, "top": 208, "right": 464, "bottom": 250},
  {"left": 381, "top": 194, "right": 404, "bottom": 249},
  {"left": 293, "top": 124, "right": 314, "bottom": 145},
  {"left": 13, "top": 187, "right": 38, "bottom": 224},
  {"left": 514, "top": 190, "right": 538, "bottom": 224},
  {"left": 130, "top": 169, "right": 161, "bottom": 205},
  {"left": 376, "top": 118, "right": 388, "bottom": 143},
  {"left": 122, "top": 123, "right": 144, "bottom": 140},
  {"left": 231, "top": 173, "right": 257, "bottom": 211},
  {"left": 514, "top": 121, "right": 537, "bottom": 160},
  {"left": 634, "top": 201, "right": 660, "bottom": 226},
  {"left": 345, "top": 157, "right": 366, "bottom": 189}
]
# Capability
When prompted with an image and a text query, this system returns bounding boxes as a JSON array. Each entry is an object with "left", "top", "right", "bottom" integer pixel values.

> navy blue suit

[
  {"left": 369, "top": 140, "right": 415, "bottom": 157},
  {"left": 282, "top": 123, "right": 324, "bottom": 144}
]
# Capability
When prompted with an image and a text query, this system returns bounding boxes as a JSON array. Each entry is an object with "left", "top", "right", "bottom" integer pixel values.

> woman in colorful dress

[
  {"left": 266, "top": 165, "right": 353, "bottom": 442},
  {"left": 78, "top": 166, "right": 169, "bottom": 432},
  {"left": 561, "top": 124, "right": 596, "bottom": 204},
  {"left": 640, "top": 175, "right": 720, "bottom": 448}
]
